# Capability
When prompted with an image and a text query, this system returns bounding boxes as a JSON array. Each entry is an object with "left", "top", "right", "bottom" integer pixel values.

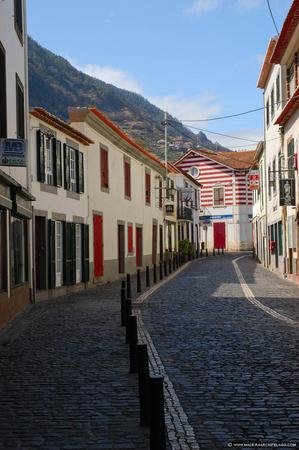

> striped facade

[{"left": 175, "top": 149, "right": 255, "bottom": 252}]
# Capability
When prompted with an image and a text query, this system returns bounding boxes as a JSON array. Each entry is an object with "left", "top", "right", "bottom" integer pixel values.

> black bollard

[
  {"left": 125, "top": 298, "right": 132, "bottom": 344},
  {"left": 128, "top": 315, "right": 138, "bottom": 373},
  {"left": 153, "top": 264, "right": 157, "bottom": 283},
  {"left": 173, "top": 256, "right": 176, "bottom": 272},
  {"left": 200, "top": 249, "right": 203, "bottom": 258},
  {"left": 150, "top": 376, "right": 166, "bottom": 450},
  {"left": 222, "top": 247, "right": 224, "bottom": 255},
  {"left": 121, "top": 283, "right": 126, "bottom": 327},
  {"left": 218, "top": 248, "right": 220, "bottom": 255},
  {"left": 206, "top": 249, "right": 208, "bottom": 257},
  {"left": 164, "top": 260, "right": 167, "bottom": 277},
  {"left": 146, "top": 266, "right": 150, "bottom": 287},
  {"left": 159, "top": 261, "right": 163, "bottom": 280},
  {"left": 168, "top": 259, "right": 172, "bottom": 275},
  {"left": 137, "top": 344, "right": 150, "bottom": 426},
  {"left": 213, "top": 248, "right": 215, "bottom": 256},
  {"left": 126, "top": 273, "right": 132, "bottom": 299},
  {"left": 137, "top": 269, "right": 141, "bottom": 293},
  {"left": 196, "top": 248, "right": 199, "bottom": 259}
]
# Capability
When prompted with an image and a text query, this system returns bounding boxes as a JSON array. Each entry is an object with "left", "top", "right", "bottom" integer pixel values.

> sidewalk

[{"left": 0, "top": 270, "right": 158, "bottom": 450}]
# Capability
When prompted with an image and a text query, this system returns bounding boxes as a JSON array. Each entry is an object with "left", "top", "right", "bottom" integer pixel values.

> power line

[
  {"left": 180, "top": 106, "right": 265, "bottom": 122},
  {"left": 172, "top": 122, "right": 260, "bottom": 143},
  {"left": 267, "top": 0, "right": 280, "bottom": 35}
]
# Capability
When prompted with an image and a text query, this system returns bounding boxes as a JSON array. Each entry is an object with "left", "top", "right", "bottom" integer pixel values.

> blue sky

[{"left": 27, "top": 0, "right": 293, "bottom": 149}]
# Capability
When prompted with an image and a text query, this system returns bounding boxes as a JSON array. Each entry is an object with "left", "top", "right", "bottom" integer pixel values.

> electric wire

[{"left": 267, "top": 0, "right": 280, "bottom": 35}]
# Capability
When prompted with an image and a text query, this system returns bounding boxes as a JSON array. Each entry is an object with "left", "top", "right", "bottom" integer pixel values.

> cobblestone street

[{"left": 0, "top": 254, "right": 299, "bottom": 450}]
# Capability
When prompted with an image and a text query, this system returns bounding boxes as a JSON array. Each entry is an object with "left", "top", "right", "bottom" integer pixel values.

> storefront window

[
  {"left": 11, "top": 217, "right": 27, "bottom": 286},
  {"left": 0, "top": 210, "right": 6, "bottom": 291}
]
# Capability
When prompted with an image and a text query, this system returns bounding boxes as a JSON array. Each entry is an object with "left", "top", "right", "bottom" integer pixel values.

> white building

[
  {"left": 175, "top": 148, "right": 255, "bottom": 252},
  {"left": 69, "top": 107, "right": 166, "bottom": 283},
  {"left": 256, "top": 1, "right": 299, "bottom": 283},
  {"left": 0, "top": 0, "right": 34, "bottom": 328},
  {"left": 29, "top": 108, "right": 92, "bottom": 301}
]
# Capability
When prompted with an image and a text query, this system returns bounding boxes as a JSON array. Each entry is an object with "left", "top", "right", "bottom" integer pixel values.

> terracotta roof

[
  {"left": 257, "top": 38, "right": 277, "bottom": 89},
  {"left": 175, "top": 148, "right": 255, "bottom": 171},
  {"left": 69, "top": 107, "right": 165, "bottom": 170},
  {"left": 270, "top": 0, "right": 299, "bottom": 64},
  {"left": 30, "top": 107, "right": 94, "bottom": 146}
]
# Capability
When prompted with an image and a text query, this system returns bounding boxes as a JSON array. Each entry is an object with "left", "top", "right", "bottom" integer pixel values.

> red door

[
  {"left": 136, "top": 227, "right": 143, "bottom": 267},
  {"left": 93, "top": 215, "right": 103, "bottom": 277},
  {"left": 213, "top": 222, "right": 226, "bottom": 249}
]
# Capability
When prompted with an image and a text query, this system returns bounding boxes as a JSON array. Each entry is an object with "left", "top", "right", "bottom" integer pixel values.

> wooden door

[
  {"left": 35, "top": 216, "right": 47, "bottom": 289},
  {"left": 159, "top": 225, "right": 163, "bottom": 261},
  {"left": 93, "top": 214, "right": 103, "bottom": 277},
  {"left": 136, "top": 227, "right": 143, "bottom": 267},
  {"left": 118, "top": 224, "right": 125, "bottom": 273},
  {"left": 213, "top": 222, "right": 226, "bottom": 249},
  {"left": 152, "top": 223, "right": 157, "bottom": 264}
]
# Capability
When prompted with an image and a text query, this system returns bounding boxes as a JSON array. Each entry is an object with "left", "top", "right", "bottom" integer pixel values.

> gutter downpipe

[{"left": 263, "top": 91, "right": 269, "bottom": 268}]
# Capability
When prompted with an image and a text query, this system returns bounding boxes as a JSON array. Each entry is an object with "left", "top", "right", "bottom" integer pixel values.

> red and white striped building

[{"left": 175, "top": 148, "right": 255, "bottom": 251}]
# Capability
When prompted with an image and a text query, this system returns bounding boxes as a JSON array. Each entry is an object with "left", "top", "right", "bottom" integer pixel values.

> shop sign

[
  {"left": 181, "top": 187, "right": 195, "bottom": 203},
  {"left": 279, "top": 179, "right": 295, "bottom": 206},
  {"left": 249, "top": 170, "right": 259, "bottom": 190},
  {"left": 0, "top": 139, "right": 26, "bottom": 167},
  {"left": 165, "top": 204, "right": 174, "bottom": 214}
]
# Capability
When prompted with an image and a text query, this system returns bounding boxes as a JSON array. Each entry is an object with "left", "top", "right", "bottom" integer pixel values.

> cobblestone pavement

[
  {"left": 0, "top": 273, "right": 153, "bottom": 450},
  {"left": 141, "top": 253, "right": 299, "bottom": 450}
]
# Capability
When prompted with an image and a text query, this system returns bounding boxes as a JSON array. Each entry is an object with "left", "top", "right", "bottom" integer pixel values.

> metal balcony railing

[{"left": 177, "top": 206, "right": 193, "bottom": 221}]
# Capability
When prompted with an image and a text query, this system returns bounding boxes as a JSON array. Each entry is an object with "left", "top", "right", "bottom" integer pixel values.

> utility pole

[{"left": 164, "top": 111, "right": 168, "bottom": 180}]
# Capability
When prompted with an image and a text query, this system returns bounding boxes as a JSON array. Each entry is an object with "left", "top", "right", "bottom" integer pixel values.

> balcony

[{"left": 177, "top": 206, "right": 193, "bottom": 221}]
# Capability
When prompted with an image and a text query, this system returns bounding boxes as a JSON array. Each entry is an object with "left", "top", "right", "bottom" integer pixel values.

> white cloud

[
  {"left": 210, "top": 128, "right": 263, "bottom": 149},
  {"left": 185, "top": 0, "right": 222, "bottom": 15},
  {"left": 77, "top": 64, "right": 143, "bottom": 94},
  {"left": 148, "top": 93, "right": 221, "bottom": 121},
  {"left": 235, "top": 0, "right": 262, "bottom": 11}
]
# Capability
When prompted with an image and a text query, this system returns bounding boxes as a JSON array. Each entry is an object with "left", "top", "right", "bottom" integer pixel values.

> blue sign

[
  {"left": 200, "top": 214, "right": 233, "bottom": 220},
  {"left": 0, "top": 139, "right": 26, "bottom": 167}
]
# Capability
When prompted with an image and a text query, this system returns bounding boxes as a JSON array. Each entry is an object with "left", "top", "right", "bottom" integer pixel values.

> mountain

[{"left": 28, "top": 37, "right": 228, "bottom": 160}]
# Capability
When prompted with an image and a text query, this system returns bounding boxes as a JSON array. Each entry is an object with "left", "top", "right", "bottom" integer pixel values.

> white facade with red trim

[{"left": 175, "top": 149, "right": 254, "bottom": 251}]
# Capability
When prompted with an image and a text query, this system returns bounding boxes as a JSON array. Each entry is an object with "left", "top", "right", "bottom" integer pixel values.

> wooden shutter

[
  {"left": 128, "top": 225, "right": 133, "bottom": 253},
  {"left": 53, "top": 139, "right": 62, "bottom": 187},
  {"left": 77, "top": 151, "right": 84, "bottom": 193},
  {"left": 152, "top": 223, "right": 157, "bottom": 264},
  {"left": 159, "top": 179, "right": 163, "bottom": 208},
  {"left": 48, "top": 219, "right": 56, "bottom": 289},
  {"left": 36, "top": 130, "right": 45, "bottom": 182},
  {"left": 70, "top": 222, "right": 76, "bottom": 284},
  {"left": 63, "top": 222, "right": 71, "bottom": 285},
  {"left": 101, "top": 148, "right": 109, "bottom": 188},
  {"left": 63, "top": 144, "right": 70, "bottom": 190},
  {"left": 124, "top": 161, "right": 131, "bottom": 197},
  {"left": 81, "top": 224, "right": 89, "bottom": 282},
  {"left": 145, "top": 172, "right": 151, "bottom": 204}
]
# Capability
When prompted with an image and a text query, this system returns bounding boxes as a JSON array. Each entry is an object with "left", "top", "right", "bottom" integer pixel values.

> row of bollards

[{"left": 120, "top": 276, "right": 166, "bottom": 450}]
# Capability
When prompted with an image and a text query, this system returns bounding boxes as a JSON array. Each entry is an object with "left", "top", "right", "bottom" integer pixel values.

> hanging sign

[
  {"left": 165, "top": 204, "right": 174, "bottom": 214},
  {"left": 0, "top": 139, "right": 26, "bottom": 167},
  {"left": 249, "top": 170, "right": 259, "bottom": 190},
  {"left": 181, "top": 187, "right": 195, "bottom": 203},
  {"left": 279, "top": 178, "right": 295, "bottom": 206}
]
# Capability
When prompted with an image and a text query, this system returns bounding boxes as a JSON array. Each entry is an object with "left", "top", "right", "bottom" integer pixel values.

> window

[
  {"left": 55, "top": 221, "right": 63, "bottom": 287},
  {"left": 268, "top": 165, "right": 272, "bottom": 199},
  {"left": 266, "top": 98, "right": 270, "bottom": 127},
  {"left": 272, "top": 158, "right": 277, "bottom": 195},
  {"left": 213, "top": 187, "right": 224, "bottom": 206},
  {"left": 0, "top": 42, "right": 7, "bottom": 138},
  {"left": 276, "top": 73, "right": 281, "bottom": 107},
  {"left": 287, "top": 139, "right": 295, "bottom": 179},
  {"left": 124, "top": 159, "right": 131, "bottom": 198},
  {"left": 11, "top": 217, "right": 27, "bottom": 286},
  {"left": 101, "top": 147, "right": 109, "bottom": 189},
  {"left": 145, "top": 171, "right": 151, "bottom": 204},
  {"left": 16, "top": 74, "right": 24, "bottom": 139},
  {"left": 270, "top": 87, "right": 275, "bottom": 118},
  {"left": 278, "top": 221, "right": 283, "bottom": 256},
  {"left": 159, "top": 178, "right": 163, "bottom": 208},
  {"left": 190, "top": 166, "right": 200, "bottom": 178},
  {"left": 70, "top": 148, "right": 76, "bottom": 192},
  {"left": 287, "top": 57, "right": 298, "bottom": 99},
  {"left": 45, "top": 136, "right": 54, "bottom": 185},
  {"left": 0, "top": 210, "right": 6, "bottom": 291},
  {"left": 75, "top": 224, "right": 82, "bottom": 283},
  {"left": 14, "top": 0, "right": 23, "bottom": 42},
  {"left": 128, "top": 224, "right": 133, "bottom": 253}
]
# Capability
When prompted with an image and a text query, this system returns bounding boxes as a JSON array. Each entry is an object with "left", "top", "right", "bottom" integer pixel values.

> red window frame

[
  {"left": 145, "top": 172, "right": 151, "bottom": 204},
  {"left": 124, "top": 160, "right": 131, "bottom": 198},
  {"left": 128, "top": 224, "right": 133, "bottom": 253},
  {"left": 100, "top": 147, "right": 109, "bottom": 189}
]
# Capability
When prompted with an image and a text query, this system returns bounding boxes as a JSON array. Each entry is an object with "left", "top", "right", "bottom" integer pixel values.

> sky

[{"left": 27, "top": 0, "right": 293, "bottom": 150}]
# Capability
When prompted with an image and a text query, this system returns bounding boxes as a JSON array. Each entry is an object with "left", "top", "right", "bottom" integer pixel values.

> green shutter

[
  {"left": 78, "top": 152, "right": 84, "bottom": 193},
  {"left": 53, "top": 139, "right": 62, "bottom": 187},
  {"left": 63, "top": 221, "right": 71, "bottom": 285},
  {"left": 36, "top": 130, "right": 45, "bottom": 183},
  {"left": 64, "top": 144, "right": 70, "bottom": 190},
  {"left": 48, "top": 219, "right": 56, "bottom": 289},
  {"left": 70, "top": 223, "right": 76, "bottom": 284},
  {"left": 81, "top": 223, "right": 89, "bottom": 282}
]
